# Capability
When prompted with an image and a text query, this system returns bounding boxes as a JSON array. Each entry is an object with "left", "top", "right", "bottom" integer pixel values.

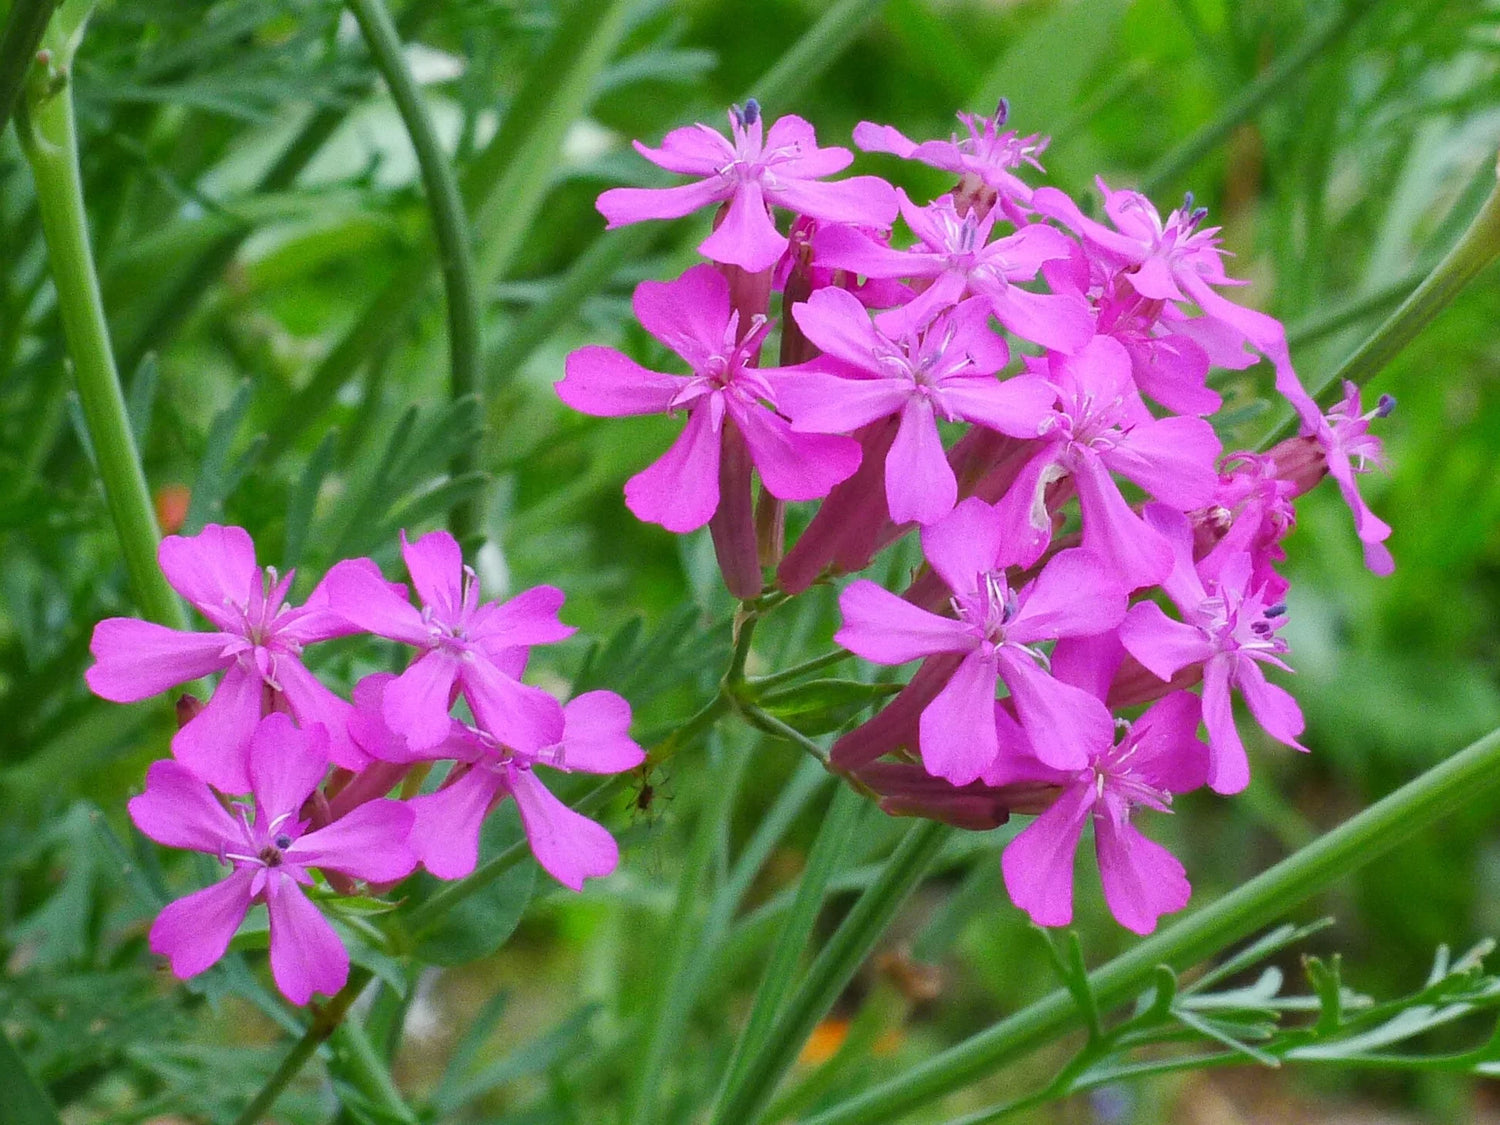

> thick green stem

[
  {"left": 17, "top": 3, "right": 185, "bottom": 629},
  {"left": 0, "top": 0, "right": 57, "bottom": 139},
  {"left": 1260, "top": 155, "right": 1500, "bottom": 448},
  {"left": 345, "top": 0, "right": 482, "bottom": 537},
  {"left": 804, "top": 724, "right": 1500, "bottom": 1125}
]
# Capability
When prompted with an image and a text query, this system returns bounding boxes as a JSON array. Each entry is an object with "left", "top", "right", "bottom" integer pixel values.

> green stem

[
  {"left": 230, "top": 967, "right": 373, "bottom": 1125},
  {"left": 0, "top": 0, "right": 57, "bottom": 139},
  {"left": 717, "top": 819, "right": 950, "bottom": 1125},
  {"left": 1259, "top": 155, "right": 1500, "bottom": 448},
  {"left": 1284, "top": 265, "right": 1425, "bottom": 349},
  {"left": 345, "top": 0, "right": 482, "bottom": 537},
  {"left": 736, "top": 701, "right": 831, "bottom": 766},
  {"left": 17, "top": 3, "right": 185, "bottom": 629},
  {"left": 804, "top": 723, "right": 1500, "bottom": 1125},
  {"left": 1139, "top": 0, "right": 1379, "bottom": 197},
  {"left": 747, "top": 649, "right": 852, "bottom": 693}
]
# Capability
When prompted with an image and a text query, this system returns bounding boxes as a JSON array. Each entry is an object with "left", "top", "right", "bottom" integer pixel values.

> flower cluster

[
  {"left": 88, "top": 526, "right": 643, "bottom": 1003},
  {"left": 558, "top": 99, "right": 1393, "bottom": 934}
]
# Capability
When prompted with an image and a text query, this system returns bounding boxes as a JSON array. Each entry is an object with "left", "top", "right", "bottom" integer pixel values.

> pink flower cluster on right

[{"left": 558, "top": 99, "right": 1395, "bottom": 936}]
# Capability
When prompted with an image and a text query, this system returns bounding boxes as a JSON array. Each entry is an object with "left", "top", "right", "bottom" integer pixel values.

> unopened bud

[{"left": 175, "top": 694, "right": 204, "bottom": 729}]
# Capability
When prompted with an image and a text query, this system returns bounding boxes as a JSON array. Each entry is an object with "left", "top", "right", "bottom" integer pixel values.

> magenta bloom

[
  {"left": 127, "top": 713, "right": 416, "bottom": 1005},
  {"left": 993, "top": 336, "right": 1221, "bottom": 589},
  {"left": 397, "top": 686, "right": 645, "bottom": 890},
  {"left": 1120, "top": 506, "right": 1305, "bottom": 795},
  {"left": 596, "top": 101, "right": 899, "bottom": 273},
  {"left": 1034, "top": 180, "right": 1324, "bottom": 435},
  {"left": 87, "top": 524, "right": 369, "bottom": 794},
  {"left": 835, "top": 498, "right": 1127, "bottom": 783},
  {"left": 556, "top": 264, "right": 861, "bottom": 532},
  {"left": 768, "top": 288, "right": 1053, "bottom": 525},
  {"left": 813, "top": 192, "right": 1091, "bottom": 353},
  {"left": 325, "top": 530, "right": 572, "bottom": 756},
  {"left": 997, "top": 690, "right": 1208, "bottom": 934},
  {"left": 854, "top": 99, "right": 1048, "bottom": 206},
  {"left": 1315, "top": 382, "right": 1395, "bottom": 575}
]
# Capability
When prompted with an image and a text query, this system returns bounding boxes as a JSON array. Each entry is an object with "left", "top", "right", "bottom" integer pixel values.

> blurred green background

[{"left": 2, "top": 0, "right": 1500, "bottom": 1121}]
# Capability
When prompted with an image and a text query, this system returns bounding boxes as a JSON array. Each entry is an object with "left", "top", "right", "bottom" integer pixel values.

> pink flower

[
  {"left": 835, "top": 498, "right": 1127, "bottom": 783},
  {"left": 325, "top": 530, "right": 573, "bottom": 756},
  {"left": 1119, "top": 506, "right": 1305, "bottom": 795},
  {"left": 854, "top": 99, "right": 1048, "bottom": 207},
  {"left": 993, "top": 336, "right": 1221, "bottom": 589},
  {"left": 1034, "top": 181, "right": 1324, "bottom": 435},
  {"left": 812, "top": 193, "right": 1092, "bottom": 352},
  {"left": 87, "top": 524, "right": 369, "bottom": 794},
  {"left": 127, "top": 713, "right": 416, "bottom": 1005},
  {"left": 596, "top": 101, "right": 899, "bottom": 273},
  {"left": 556, "top": 264, "right": 861, "bottom": 532},
  {"left": 998, "top": 690, "right": 1208, "bottom": 934},
  {"left": 1269, "top": 382, "right": 1394, "bottom": 575},
  {"left": 768, "top": 288, "right": 1053, "bottom": 525},
  {"left": 403, "top": 687, "right": 644, "bottom": 891}
]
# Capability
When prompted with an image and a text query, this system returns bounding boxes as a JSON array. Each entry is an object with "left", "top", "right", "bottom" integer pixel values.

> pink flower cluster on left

[{"left": 87, "top": 525, "right": 643, "bottom": 1005}]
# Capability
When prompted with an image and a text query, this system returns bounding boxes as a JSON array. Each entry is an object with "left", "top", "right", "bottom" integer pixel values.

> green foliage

[{"left": 2, "top": 0, "right": 1500, "bottom": 1122}]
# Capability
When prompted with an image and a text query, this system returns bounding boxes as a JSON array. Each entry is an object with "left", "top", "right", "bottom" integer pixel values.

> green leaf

[
  {"left": 0, "top": 1025, "right": 63, "bottom": 1125},
  {"left": 412, "top": 808, "right": 537, "bottom": 967},
  {"left": 758, "top": 678, "right": 900, "bottom": 736},
  {"left": 184, "top": 380, "right": 262, "bottom": 534}
]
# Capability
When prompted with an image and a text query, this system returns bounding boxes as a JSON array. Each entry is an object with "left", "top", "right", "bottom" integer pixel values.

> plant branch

[
  {"left": 0, "top": 0, "right": 57, "bottom": 139},
  {"left": 17, "top": 2, "right": 186, "bottom": 629},
  {"left": 804, "top": 722, "right": 1500, "bottom": 1125}
]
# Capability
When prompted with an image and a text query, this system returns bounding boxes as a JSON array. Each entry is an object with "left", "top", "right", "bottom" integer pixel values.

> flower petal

[
  {"left": 1095, "top": 800, "right": 1191, "bottom": 935},
  {"left": 699, "top": 180, "right": 785, "bottom": 272},
  {"left": 920, "top": 497, "right": 1005, "bottom": 596},
  {"left": 149, "top": 869, "right": 256, "bottom": 979},
  {"left": 885, "top": 398, "right": 956, "bottom": 526},
  {"left": 1235, "top": 658, "right": 1306, "bottom": 752},
  {"left": 400, "top": 529, "right": 464, "bottom": 622},
  {"left": 172, "top": 662, "right": 262, "bottom": 794},
  {"left": 631, "top": 264, "right": 733, "bottom": 367},
  {"left": 997, "top": 648, "right": 1109, "bottom": 771},
  {"left": 835, "top": 580, "right": 974, "bottom": 665},
  {"left": 86, "top": 619, "right": 230, "bottom": 702},
  {"left": 1001, "top": 783, "right": 1093, "bottom": 928},
  {"left": 624, "top": 405, "right": 722, "bottom": 532},
  {"left": 557, "top": 346, "right": 685, "bottom": 417},
  {"left": 509, "top": 768, "right": 619, "bottom": 891},
  {"left": 553, "top": 691, "right": 646, "bottom": 774},
  {"left": 265, "top": 876, "right": 349, "bottom": 1005},
  {"left": 129, "top": 760, "right": 238, "bottom": 853},
  {"left": 1009, "top": 548, "right": 1128, "bottom": 643},
  {"left": 248, "top": 713, "right": 330, "bottom": 823},
  {"left": 733, "top": 404, "right": 861, "bottom": 502},
  {"left": 461, "top": 657, "right": 566, "bottom": 754},
  {"left": 1201, "top": 658, "right": 1250, "bottom": 794},
  {"left": 322, "top": 557, "right": 429, "bottom": 646},
  {"left": 767, "top": 175, "right": 899, "bottom": 229},
  {"left": 918, "top": 650, "right": 1000, "bottom": 785},
  {"left": 471, "top": 585, "right": 575, "bottom": 652},
  {"left": 273, "top": 656, "right": 365, "bottom": 770},
  {"left": 158, "top": 524, "right": 258, "bottom": 629},
  {"left": 1119, "top": 601, "right": 1210, "bottom": 682},
  {"left": 382, "top": 651, "right": 462, "bottom": 753},
  {"left": 596, "top": 177, "right": 729, "bottom": 228},
  {"left": 407, "top": 766, "right": 503, "bottom": 879},
  {"left": 292, "top": 798, "right": 416, "bottom": 883}
]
